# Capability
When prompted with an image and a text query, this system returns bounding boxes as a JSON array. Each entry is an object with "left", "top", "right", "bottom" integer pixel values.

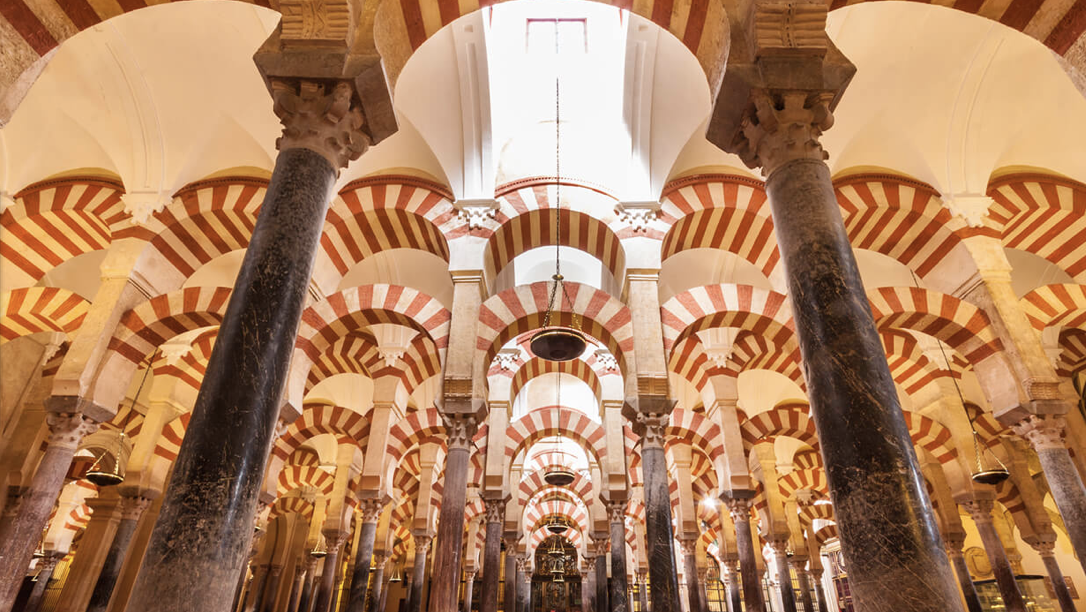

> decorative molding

[
  {"left": 454, "top": 198, "right": 499, "bottom": 230},
  {"left": 748, "top": 0, "right": 828, "bottom": 58},
  {"left": 279, "top": 0, "right": 353, "bottom": 48},
  {"left": 442, "top": 412, "right": 478, "bottom": 451},
  {"left": 1012, "top": 414, "right": 1067, "bottom": 451},
  {"left": 635, "top": 412, "right": 669, "bottom": 449},
  {"left": 944, "top": 194, "right": 993, "bottom": 228},
  {"left": 615, "top": 201, "right": 661, "bottom": 232},
  {"left": 271, "top": 79, "right": 370, "bottom": 171},
  {"left": 45, "top": 413, "right": 97, "bottom": 450},
  {"left": 734, "top": 90, "right": 835, "bottom": 176},
  {"left": 122, "top": 191, "right": 172, "bottom": 226},
  {"left": 495, "top": 348, "right": 521, "bottom": 371}
]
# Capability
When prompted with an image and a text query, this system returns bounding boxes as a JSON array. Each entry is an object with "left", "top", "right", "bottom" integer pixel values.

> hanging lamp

[
  {"left": 311, "top": 533, "right": 329, "bottom": 558},
  {"left": 548, "top": 537, "right": 566, "bottom": 582},
  {"left": 543, "top": 371, "right": 576, "bottom": 487},
  {"left": 529, "top": 21, "right": 586, "bottom": 364},
  {"left": 87, "top": 349, "right": 156, "bottom": 487},
  {"left": 545, "top": 514, "right": 570, "bottom": 535},
  {"left": 389, "top": 556, "right": 404, "bottom": 582},
  {"left": 911, "top": 272, "right": 1009, "bottom": 486}
]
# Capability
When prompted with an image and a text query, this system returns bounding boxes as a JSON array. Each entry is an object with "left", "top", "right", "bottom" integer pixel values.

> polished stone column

[
  {"left": 795, "top": 568, "right": 815, "bottom": 612},
  {"left": 480, "top": 501, "right": 505, "bottom": 612},
  {"left": 289, "top": 563, "right": 307, "bottom": 612},
  {"left": 964, "top": 499, "right": 1026, "bottom": 612},
  {"left": 634, "top": 413, "right": 681, "bottom": 612},
  {"left": 368, "top": 554, "right": 389, "bottom": 612},
  {"left": 723, "top": 498, "right": 765, "bottom": 612},
  {"left": 347, "top": 499, "right": 387, "bottom": 612},
  {"left": 429, "top": 414, "right": 478, "bottom": 612},
  {"left": 515, "top": 557, "right": 529, "bottom": 612},
  {"left": 1031, "top": 542, "right": 1075, "bottom": 612},
  {"left": 0, "top": 413, "right": 96, "bottom": 608},
  {"left": 408, "top": 536, "right": 433, "bottom": 612},
  {"left": 740, "top": 90, "right": 964, "bottom": 612},
  {"left": 636, "top": 570, "right": 649, "bottom": 612},
  {"left": 246, "top": 565, "right": 271, "bottom": 612},
  {"left": 608, "top": 501, "right": 630, "bottom": 612},
  {"left": 593, "top": 540, "right": 609, "bottom": 612},
  {"left": 679, "top": 539, "right": 702, "bottom": 612},
  {"left": 722, "top": 562, "right": 741, "bottom": 612},
  {"left": 299, "top": 556, "right": 319, "bottom": 612},
  {"left": 463, "top": 570, "right": 477, "bottom": 612},
  {"left": 695, "top": 568, "right": 709, "bottom": 612},
  {"left": 769, "top": 541, "right": 797, "bottom": 612},
  {"left": 85, "top": 495, "right": 151, "bottom": 612},
  {"left": 315, "top": 533, "right": 350, "bottom": 612},
  {"left": 23, "top": 552, "right": 62, "bottom": 612},
  {"left": 123, "top": 79, "right": 369, "bottom": 612},
  {"left": 582, "top": 562, "right": 596, "bottom": 612},
  {"left": 809, "top": 569, "right": 828, "bottom": 612},
  {"left": 1013, "top": 416, "right": 1086, "bottom": 573},
  {"left": 944, "top": 535, "right": 983, "bottom": 612},
  {"left": 265, "top": 565, "right": 286, "bottom": 612},
  {"left": 503, "top": 542, "right": 517, "bottom": 612}
]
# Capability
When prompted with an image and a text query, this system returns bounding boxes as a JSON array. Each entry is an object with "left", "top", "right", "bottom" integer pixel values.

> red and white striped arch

[
  {"left": 477, "top": 282, "right": 633, "bottom": 373},
  {"left": 388, "top": 407, "right": 447, "bottom": 461},
  {"left": 901, "top": 411, "right": 957, "bottom": 464},
  {"left": 988, "top": 174, "right": 1086, "bottom": 282},
  {"left": 3, "top": 176, "right": 127, "bottom": 284},
  {"left": 812, "top": 521, "right": 838, "bottom": 548},
  {"left": 277, "top": 465, "right": 336, "bottom": 496},
  {"left": 728, "top": 332, "right": 804, "bottom": 386},
  {"left": 319, "top": 208, "right": 450, "bottom": 278},
  {"left": 154, "top": 413, "right": 191, "bottom": 462},
  {"left": 739, "top": 402, "right": 819, "bottom": 453},
  {"left": 660, "top": 176, "right": 778, "bottom": 278},
  {"left": 0, "top": 287, "right": 88, "bottom": 343},
  {"left": 778, "top": 468, "right": 827, "bottom": 500},
  {"left": 879, "top": 330, "right": 952, "bottom": 397},
  {"left": 506, "top": 407, "right": 608, "bottom": 467},
  {"left": 272, "top": 404, "right": 371, "bottom": 464},
  {"left": 835, "top": 174, "right": 982, "bottom": 278},
  {"left": 517, "top": 469, "right": 595, "bottom": 511},
  {"left": 867, "top": 286, "right": 1002, "bottom": 364},
  {"left": 1021, "top": 284, "right": 1086, "bottom": 332},
  {"left": 660, "top": 284, "right": 795, "bottom": 355},
  {"left": 150, "top": 328, "right": 217, "bottom": 393},
  {"left": 116, "top": 177, "right": 268, "bottom": 281},
  {"left": 269, "top": 496, "right": 316, "bottom": 521},
  {"left": 508, "top": 356, "right": 603, "bottom": 405},
  {"left": 667, "top": 337, "right": 720, "bottom": 392},
  {"left": 667, "top": 409, "right": 725, "bottom": 463},
  {"left": 1056, "top": 329, "right": 1086, "bottom": 377}
]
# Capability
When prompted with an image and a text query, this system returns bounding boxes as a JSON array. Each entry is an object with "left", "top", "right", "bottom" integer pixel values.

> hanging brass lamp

[
  {"left": 87, "top": 349, "right": 154, "bottom": 487},
  {"left": 545, "top": 515, "right": 570, "bottom": 535},
  {"left": 529, "top": 24, "right": 585, "bottom": 364},
  {"left": 311, "top": 533, "right": 329, "bottom": 558},
  {"left": 970, "top": 428, "right": 1010, "bottom": 485},
  {"left": 543, "top": 370, "right": 575, "bottom": 487}
]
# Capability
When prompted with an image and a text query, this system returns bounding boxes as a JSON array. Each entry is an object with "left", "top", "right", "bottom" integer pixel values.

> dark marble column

[
  {"left": 289, "top": 563, "right": 307, "bottom": 612},
  {"left": 723, "top": 498, "right": 764, "bottom": 612},
  {"left": 722, "top": 562, "right": 741, "bottom": 612},
  {"left": 314, "top": 533, "right": 350, "bottom": 612},
  {"left": 695, "top": 568, "right": 709, "bottom": 612},
  {"left": 514, "top": 558, "right": 529, "bottom": 612},
  {"left": 85, "top": 495, "right": 152, "bottom": 612},
  {"left": 479, "top": 501, "right": 505, "bottom": 612},
  {"left": 593, "top": 542, "right": 609, "bottom": 612},
  {"left": 368, "top": 554, "right": 388, "bottom": 612},
  {"left": 636, "top": 570, "right": 649, "bottom": 612},
  {"left": 581, "top": 563, "right": 595, "bottom": 612},
  {"left": 809, "top": 570, "right": 828, "bottom": 612},
  {"left": 463, "top": 570, "right": 476, "bottom": 612},
  {"left": 746, "top": 97, "right": 964, "bottom": 611},
  {"left": 0, "top": 413, "right": 96, "bottom": 608},
  {"left": 246, "top": 565, "right": 271, "bottom": 612},
  {"left": 795, "top": 568, "right": 814, "bottom": 612},
  {"left": 633, "top": 413, "right": 681, "bottom": 612},
  {"left": 429, "top": 415, "right": 477, "bottom": 612},
  {"left": 347, "top": 500, "right": 386, "bottom": 612},
  {"left": 299, "top": 556, "right": 319, "bottom": 612},
  {"left": 376, "top": 572, "right": 391, "bottom": 612},
  {"left": 1032, "top": 542, "right": 1075, "bottom": 612},
  {"left": 1013, "top": 416, "right": 1086, "bottom": 573},
  {"left": 769, "top": 541, "right": 797, "bottom": 612},
  {"left": 965, "top": 499, "right": 1026, "bottom": 612},
  {"left": 503, "top": 542, "right": 517, "bottom": 612},
  {"left": 264, "top": 565, "right": 286, "bottom": 612},
  {"left": 944, "top": 535, "right": 983, "bottom": 612},
  {"left": 679, "top": 539, "right": 702, "bottom": 612},
  {"left": 122, "top": 80, "right": 369, "bottom": 612},
  {"left": 608, "top": 501, "right": 630, "bottom": 612},
  {"left": 23, "top": 552, "right": 62, "bottom": 612},
  {"left": 407, "top": 536, "right": 432, "bottom": 612}
]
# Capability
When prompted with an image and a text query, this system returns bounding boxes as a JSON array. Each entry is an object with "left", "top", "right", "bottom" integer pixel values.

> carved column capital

[
  {"left": 943, "top": 533, "right": 966, "bottom": 557},
  {"left": 964, "top": 499, "right": 995, "bottom": 525},
  {"left": 767, "top": 537, "right": 790, "bottom": 555},
  {"left": 414, "top": 535, "right": 433, "bottom": 554},
  {"left": 722, "top": 497, "right": 752, "bottom": 523},
  {"left": 36, "top": 552, "right": 63, "bottom": 573},
  {"left": 442, "top": 412, "right": 479, "bottom": 451},
  {"left": 1012, "top": 414, "right": 1067, "bottom": 452},
  {"left": 119, "top": 495, "right": 152, "bottom": 521},
  {"left": 271, "top": 79, "right": 371, "bottom": 172},
  {"left": 678, "top": 538, "right": 698, "bottom": 557},
  {"left": 635, "top": 412, "right": 669, "bottom": 449},
  {"left": 515, "top": 556, "right": 530, "bottom": 572},
  {"left": 45, "top": 412, "right": 98, "bottom": 450},
  {"left": 607, "top": 500, "right": 628, "bottom": 525},
  {"left": 635, "top": 569, "right": 648, "bottom": 583},
  {"left": 358, "top": 497, "right": 387, "bottom": 523},
  {"left": 323, "top": 530, "right": 350, "bottom": 552},
  {"left": 734, "top": 90, "right": 835, "bottom": 177},
  {"left": 722, "top": 560, "right": 739, "bottom": 574},
  {"left": 483, "top": 498, "right": 507, "bottom": 524},
  {"left": 592, "top": 537, "right": 610, "bottom": 556}
]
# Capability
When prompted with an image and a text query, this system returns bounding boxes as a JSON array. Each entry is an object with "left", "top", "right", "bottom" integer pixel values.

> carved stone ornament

[
  {"left": 594, "top": 349, "right": 618, "bottom": 372},
  {"left": 415, "top": 535, "right": 433, "bottom": 553},
  {"left": 454, "top": 199, "right": 500, "bottom": 231},
  {"left": 615, "top": 201, "right": 661, "bottom": 232},
  {"left": 679, "top": 538, "right": 698, "bottom": 556},
  {"left": 607, "top": 501, "right": 627, "bottom": 525},
  {"left": 733, "top": 90, "right": 835, "bottom": 177},
  {"left": 635, "top": 412, "right": 669, "bottom": 449},
  {"left": 120, "top": 496, "right": 152, "bottom": 521},
  {"left": 358, "top": 497, "right": 387, "bottom": 523},
  {"left": 722, "top": 497, "right": 752, "bottom": 523},
  {"left": 484, "top": 498, "right": 507, "bottom": 524},
  {"left": 46, "top": 412, "right": 98, "bottom": 450},
  {"left": 442, "top": 413, "right": 478, "bottom": 450},
  {"left": 964, "top": 498, "right": 995, "bottom": 524},
  {"left": 516, "top": 557, "right": 530, "bottom": 572},
  {"left": 944, "top": 195, "right": 993, "bottom": 229},
  {"left": 271, "top": 79, "right": 370, "bottom": 172},
  {"left": 943, "top": 533, "right": 966, "bottom": 555},
  {"left": 279, "top": 0, "right": 353, "bottom": 47},
  {"left": 1031, "top": 541, "right": 1056, "bottom": 557},
  {"left": 122, "top": 191, "right": 172, "bottom": 227},
  {"left": 592, "top": 537, "right": 610, "bottom": 556},
  {"left": 1012, "top": 414, "right": 1067, "bottom": 452},
  {"left": 495, "top": 348, "right": 521, "bottom": 371}
]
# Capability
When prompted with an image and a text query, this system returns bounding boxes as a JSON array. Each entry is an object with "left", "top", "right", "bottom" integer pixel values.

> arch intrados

[{"left": 507, "top": 406, "right": 606, "bottom": 468}]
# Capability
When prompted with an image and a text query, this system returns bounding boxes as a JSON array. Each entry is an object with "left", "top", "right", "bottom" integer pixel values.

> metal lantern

[
  {"left": 543, "top": 468, "right": 576, "bottom": 487},
  {"left": 530, "top": 324, "right": 586, "bottom": 363},
  {"left": 545, "top": 515, "right": 570, "bottom": 535},
  {"left": 311, "top": 534, "right": 328, "bottom": 559},
  {"left": 85, "top": 437, "right": 125, "bottom": 487}
]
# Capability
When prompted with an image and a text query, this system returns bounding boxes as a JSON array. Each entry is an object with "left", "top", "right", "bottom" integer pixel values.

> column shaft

[
  {"left": 289, "top": 565, "right": 306, "bottom": 612},
  {"left": 680, "top": 545, "right": 701, "bottom": 612},
  {"left": 86, "top": 496, "right": 150, "bottom": 612},
  {"left": 503, "top": 548, "right": 516, "bottom": 612},
  {"left": 515, "top": 563, "right": 529, "bottom": 612},
  {"left": 125, "top": 145, "right": 339, "bottom": 611},
  {"left": 463, "top": 572, "right": 476, "bottom": 612},
  {"left": 637, "top": 572, "right": 650, "bottom": 612},
  {"left": 582, "top": 563, "right": 596, "bottom": 612},
  {"left": 367, "top": 558, "right": 387, "bottom": 612},
  {"left": 315, "top": 537, "right": 347, "bottom": 612},
  {"left": 1038, "top": 551, "right": 1075, "bottom": 612},
  {"left": 346, "top": 518, "right": 380, "bottom": 612},
  {"left": 479, "top": 518, "right": 502, "bottom": 612},
  {"left": 810, "top": 572, "right": 828, "bottom": 612},
  {"left": 610, "top": 515, "right": 630, "bottom": 612},
  {"left": 408, "top": 540, "right": 431, "bottom": 612},
  {"left": 723, "top": 565, "right": 741, "bottom": 612},
  {"left": 429, "top": 434, "right": 472, "bottom": 612},
  {"left": 24, "top": 554, "right": 61, "bottom": 612},
  {"left": 299, "top": 560, "right": 318, "bottom": 612},
  {"left": 247, "top": 566, "right": 271, "bottom": 612},
  {"left": 727, "top": 504, "right": 765, "bottom": 612},
  {"left": 795, "top": 569, "right": 814, "bottom": 612},
  {"left": 967, "top": 502, "right": 1026, "bottom": 612},
  {"left": 0, "top": 414, "right": 96, "bottom": 609},
  {"left": 765, "top": 157, "right": 963, "bottom": 611},
  {"left": 642, "top": 443, "right": 680, "bottom": 612},
  {"left": 946, "top": 548, "right": 983, "bottom": 612},
  {"left": 595, "top": 552, "right": 608, "bottom": 612},
  {"left": 772, "top": 550, "right": 797, "bottom": 612}
]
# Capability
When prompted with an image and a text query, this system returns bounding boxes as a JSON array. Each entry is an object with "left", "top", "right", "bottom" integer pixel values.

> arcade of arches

[{"left": 1, "top": 1, "right": 1086, "bottom": 612}]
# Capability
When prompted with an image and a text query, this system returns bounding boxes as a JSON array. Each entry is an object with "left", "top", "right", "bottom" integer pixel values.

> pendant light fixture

[
  {"left": 910, "top": 273, "right": 1009, "bottom": 486},
  {"left": 545, "top": 514, "right": 570, "bottom": 535},
  {"left": 547, "top": 537, "right": 566, "bottom": 582},
  {"left": 87, "top": 349, "right": 156, "bottom": 487},
  {"left": 311, "top": 533, "right": 329, "bottom": 558},
  {"left": 543, "top": 370, "right": 575, "bottom": 487},
  {"left": 529, "top": 21, "right": 586, "bottom": 364}
]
